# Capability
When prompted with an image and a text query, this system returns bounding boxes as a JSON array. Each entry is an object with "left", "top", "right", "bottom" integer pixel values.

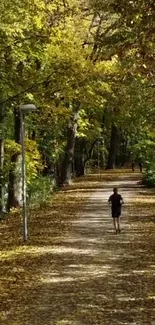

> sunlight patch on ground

[
  {"left": 40, "top": 271, "right": 109, "bottom": 283},
  {"left": 0, "top": 245, "right": 101, "bottom": 261},
  {"left": 103, "top": 180, "right": 138, "bottom": 187},
  {"left": 134, "top": 197, "right": 155, "bottom": 204},
  {"left": 116, "top": 296, "right": 143, "bottom": 302},
  {"left": 132, "top": 269, "right": 155, "bottom": 275},
  {"left": 54, "top": 321, "right": 81, "bottom": 325},
  {"left": 41, "top": 276, "right": 75, "bottom": 283},
  {"left": 116, "top": 295, "right": 155, "bottom": 302},
  {"left": 41, "top": 264, "right": 114, "bottom": 283}
]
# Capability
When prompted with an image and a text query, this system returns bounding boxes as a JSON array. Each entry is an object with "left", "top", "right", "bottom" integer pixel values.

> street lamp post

[{"left": 20, "top": 104, "right": 36, "bottom": 242}]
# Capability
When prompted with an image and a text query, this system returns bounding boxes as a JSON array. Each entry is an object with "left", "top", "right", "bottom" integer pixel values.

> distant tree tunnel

[{"left": 106, "top": 123, "right": 118, "bottom": 169}]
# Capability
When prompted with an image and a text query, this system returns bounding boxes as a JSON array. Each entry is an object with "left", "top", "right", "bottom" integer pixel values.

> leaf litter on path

[{"left": 1, "top": 170, "right": 155, "bottom": 325}]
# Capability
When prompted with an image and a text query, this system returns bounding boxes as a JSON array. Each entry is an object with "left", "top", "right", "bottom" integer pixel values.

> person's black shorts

[{"left": 112, "top": 208, "right": 121, "bottom": 218}]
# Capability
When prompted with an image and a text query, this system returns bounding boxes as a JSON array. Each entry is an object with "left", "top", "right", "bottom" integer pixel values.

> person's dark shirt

[{"left": 108, "top": 193, "right": 123, "bottom": 208}]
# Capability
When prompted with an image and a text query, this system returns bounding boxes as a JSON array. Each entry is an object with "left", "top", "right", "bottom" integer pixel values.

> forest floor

[{"left": 1, "top": 169, "right": 155, "bottom": 325}]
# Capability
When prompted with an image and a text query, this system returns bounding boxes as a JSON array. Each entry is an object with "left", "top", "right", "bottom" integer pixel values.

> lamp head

[{"left": 19, "top": 104, "right": 36, "bottom": 112}]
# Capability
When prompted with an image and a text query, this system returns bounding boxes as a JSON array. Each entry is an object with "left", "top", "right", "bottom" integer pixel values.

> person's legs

[
  {"left": 112, "top": 209, "right": 121, "bottom": 233},
  {"left": 117, "top": 217, "right": 121, "bottom": 232},
  {"left": 113, "top": 217, "right": 117, "bottom": 233}
]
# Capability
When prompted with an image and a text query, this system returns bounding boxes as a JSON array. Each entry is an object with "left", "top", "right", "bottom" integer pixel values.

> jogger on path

[{"left": 108, "top": 187, "right": 124, "bottom": 233}]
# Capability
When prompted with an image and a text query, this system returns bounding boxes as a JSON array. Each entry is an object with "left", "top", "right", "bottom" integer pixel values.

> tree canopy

[{"left": 0, "top": 0, "right": 155, "bottom": 210}]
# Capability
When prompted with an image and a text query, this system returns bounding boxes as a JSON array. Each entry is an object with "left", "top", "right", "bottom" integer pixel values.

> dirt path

[{"left": 1, "top": 172, "right": 155, "bottom": 325}]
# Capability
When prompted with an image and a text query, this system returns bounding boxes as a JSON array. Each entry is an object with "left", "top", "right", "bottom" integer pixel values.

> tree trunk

[
  {"left": 75, "top": 156, "right": 85, "bottom": 177},
  {"left": 0, "top": 139, "right": 4, "bottom": 213},
  {"left": 7, "top": 108, "right": 22, "bottom": 210},
  {"left": 60, "top": 111, "right": 79, "bottom": 185},
  {"left": 74, "top": 138, "right": 86, "bottom": 177},
  {"left": 75, "top": 139, "right": 98, "bottom": 176},
  {"left": 7, "top": 153, "right": 23, "bottom": 209},
  {"left": 106, "top": 123, "right": 118, "bottom": 169}
]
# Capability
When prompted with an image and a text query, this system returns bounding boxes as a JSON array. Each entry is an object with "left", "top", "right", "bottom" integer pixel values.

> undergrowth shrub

[
  {"left": 27, "top": 175, "right": 55, "bottom": 207},
  {"left": 143, "top": 164, "right": 155, "bottom": 187}
]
